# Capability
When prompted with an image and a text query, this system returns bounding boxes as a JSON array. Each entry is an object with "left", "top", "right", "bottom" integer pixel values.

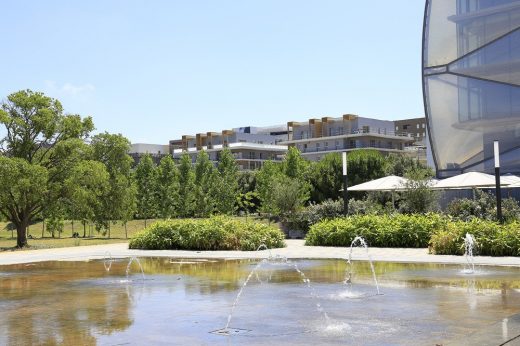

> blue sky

[{"left": 1, "top": 1, "right": 426, "bottom": 144}]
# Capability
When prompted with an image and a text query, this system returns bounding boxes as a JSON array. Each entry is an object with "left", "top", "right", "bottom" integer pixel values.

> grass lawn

[
  {"left": 0, "top": 216, "right": 278, "bottom": 251},
  {"left": 0, "top": 219, "right": 155, "bottom": 251}
]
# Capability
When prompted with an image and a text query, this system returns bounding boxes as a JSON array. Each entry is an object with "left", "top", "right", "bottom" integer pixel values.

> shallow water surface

[{"left": 1, "top": 258, "right": 520, "bottom": 345}]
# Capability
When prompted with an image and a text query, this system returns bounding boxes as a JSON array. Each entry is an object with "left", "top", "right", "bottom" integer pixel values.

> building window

[
  {"left": 422, "top": 123, "right": 425, "bottom": 128},
  {"left": 395, "top": 126, "right": 399, "bottom": 131},
  {"left": 370, "top": 140, "right": 376, "bottom": 147},
  {"left": 403, "top": 124, "right": 410, "bottom": 130},
  {"left": 349, "top": 140, "right": 355, "bottom": 148}
]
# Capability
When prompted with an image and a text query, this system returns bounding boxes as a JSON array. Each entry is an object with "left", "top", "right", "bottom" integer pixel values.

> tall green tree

[
  {"left": 271, "top": 175, "right": 310, "bottom": 219},
  {"left": 215, "top": 149, "right": 239, "bottom": 215},
  {"left": 346, "top": 149, "right": 387, "bottom": 186},
  {"left": 194, "top": 150, "right": 217, "bottom": 217},
  {"left": 309, "top": 153, "right": 342, "bottom": 203},
  {"left": 398, "top": 167, "right": 438, "bottom": 214},
  {"left": 0, "top": 90, "right": 94, "bottom": 247},
  {"left": 255, "top": 160, "right": 283, "bottom": 215},
  {"left": 177, "top": 153, "right": 195, "bottom": 217},
  {"left": 65, "top": 160, "right": 110, "bottom": 237},
  {"left": 386, "top": 153, "right": 429, "bottom": 177},
  {"left": 91, "top": 133, "right": 137, "bottom": 238},
  {"left": 156, "top": 155, "right": 179, "bottom": 219},
  {"left": 283, "top": 146, "right": 309, "bottom": 180},
  {"left": 237, "top": 170, "right": 260, "bottom": 214},
  {"left": 0, "top": 157, "right": 47, "bottom": 245},
  {"left": 134, "top": 154, "right": 158, "bottom": 226}
]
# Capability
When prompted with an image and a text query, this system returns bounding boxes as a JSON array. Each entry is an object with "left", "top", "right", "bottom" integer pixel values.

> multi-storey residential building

[
  {"left": 395, "top": 117, "right": 429, "bottom": 165},
  {"left": 129, "top": 143, "right": 170, "bottom": 165},
  {"left": 280, "top": 114, "right": 415, "bottom": 161},
  {"left": 171, "top": 125, "right": 288, "bottom": 170},
  {"left": 395, "top": 117, "right": 428, "bottom": 144}
]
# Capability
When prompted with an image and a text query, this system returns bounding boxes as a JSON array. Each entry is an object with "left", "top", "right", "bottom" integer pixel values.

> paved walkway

[{"left": 1, "top": 240, "right": 520, "bottom": 266}]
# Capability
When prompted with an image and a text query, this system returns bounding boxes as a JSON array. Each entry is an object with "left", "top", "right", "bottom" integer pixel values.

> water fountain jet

[
  {"left": 462, "top": 233, "right": 476, "bottom": 274},
  {"left": 126, "top": 257, "right": 145, "bottom": 281},
  {"left": 345, "top": 236, "right": 380, "bottom": 295}
]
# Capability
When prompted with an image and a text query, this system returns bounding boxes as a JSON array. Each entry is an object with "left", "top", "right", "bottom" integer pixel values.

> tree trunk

[
  {"left": 83, "top": 222, "right": 86, "bottom": 238},
  {"left": 41, "top": 219, "right": 45, "bottom": 238},
  {"left": 125, "top": 223, "right": 128, "bottom": 239},
  {"left": 71, "top": 220, "right": 74, "bottom": 237},
  {"left": 108, "top": 222, "right": 111, "bottom": 239},
  {"left": 16, "top": 222, "right": 28, "bottom": 248}
]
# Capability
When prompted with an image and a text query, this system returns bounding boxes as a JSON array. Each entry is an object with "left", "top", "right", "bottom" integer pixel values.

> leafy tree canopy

[{"left": 0, "top": 90, "right": 94, "bottom": 247}]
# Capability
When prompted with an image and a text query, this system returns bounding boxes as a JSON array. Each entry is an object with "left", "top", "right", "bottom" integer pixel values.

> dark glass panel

[
  {"left": 450, "top": 29, "right": 520, "bottom": 85},
  {"left": 424, "top": 73, "right": 520, "bottom": 173},
  {"left": 425, "top": 0, "right": 520, "bottom": 67}
]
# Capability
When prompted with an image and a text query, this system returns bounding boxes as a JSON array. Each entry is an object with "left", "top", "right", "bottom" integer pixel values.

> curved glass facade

[{"left": 423, "top": 0, "right": 520, "bottom": 177}]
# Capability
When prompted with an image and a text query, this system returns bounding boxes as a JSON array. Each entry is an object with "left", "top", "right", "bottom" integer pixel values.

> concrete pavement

[{"left": 1, "top": 239, "right": 520, "bottom": 266}]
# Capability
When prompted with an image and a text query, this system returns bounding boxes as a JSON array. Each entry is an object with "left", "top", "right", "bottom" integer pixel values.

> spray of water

[
  {"left": 221, "top": 244, "right": 334, "bottom": 335},
  {"left": 224, "top": 259, "right": 267, "bottom": 331},
  {"left": 256, "top": 244, "right": 272, "bottom": 259},
  {"left": 463, "top": 233, "right": 476, "bottom": 274},
  {"left": 292, "top": 263, "right": 331, "bottom": 323},
  {"left": 103, "top": 251, "right": 113, "bottom": 272},
  {"left": 346, "top": 236, "right": 380, "bottom": 295},
  {"left": 126, "top": 257, "right": 145, "bottom": 281}
]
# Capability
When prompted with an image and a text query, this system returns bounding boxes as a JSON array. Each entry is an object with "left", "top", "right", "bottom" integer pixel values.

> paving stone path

[{"left": 1, "top": 240, "right": 520, "bottom": 266}]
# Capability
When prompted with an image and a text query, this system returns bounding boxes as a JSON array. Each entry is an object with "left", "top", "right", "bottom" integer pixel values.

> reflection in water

[
  {"left": 0, "top": 261, "right": 134, "bottom": 345},
  {"left": 0, "top": 259, "right": 520, "bottom": 345}
]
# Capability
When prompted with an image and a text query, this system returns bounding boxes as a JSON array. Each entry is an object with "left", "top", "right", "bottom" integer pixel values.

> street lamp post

[
  {"left": 494, "top": 140, "right": 503, "bottom": 223},
  {"left": 342, "top": 152, "right": 348, "bottom": 215}
]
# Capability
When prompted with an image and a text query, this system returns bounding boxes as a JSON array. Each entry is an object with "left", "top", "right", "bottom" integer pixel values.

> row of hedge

[
  {"left": 305, "top": 214, "right": 445, "bottom": 248},
  {"left": 305, "top": 214, "right": 520, "bottom": 256},
  {"left": 429, "top": 219, "right": 520, "bottom": 256},
  {"left": 129, "top": 216, "right": 286, "bottom": 251}
]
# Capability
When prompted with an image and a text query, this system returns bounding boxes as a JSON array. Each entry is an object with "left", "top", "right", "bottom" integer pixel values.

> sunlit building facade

[{"left": 423, "top": 0, "right": 520, "bottom": 177}]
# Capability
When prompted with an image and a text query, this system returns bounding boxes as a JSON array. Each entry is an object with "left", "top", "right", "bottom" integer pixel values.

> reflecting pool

[{"left": 1, "top": 258, "right": 520, "bottom": 345}]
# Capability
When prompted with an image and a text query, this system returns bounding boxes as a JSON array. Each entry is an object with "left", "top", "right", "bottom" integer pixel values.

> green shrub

[
  {"left": 348, "top": 197, "right": 391, "bottom": 216},
  {"left": 129, "top": 216, "right": 286, "bottom": 251},
  {"left": 445, "top": 190, "right": 496, "bottom": 222},
  {"left": 429, "top": 219, "right": 520, "bottom": 256},
  {"left": 445, "top": 190, "right": 520, "bottom": 223},
  {"left": 305, "top": 214, "right": 445, "bottom": 248},
  {"left": 288, "top": 199, "right": 344, "bottom": 232}
]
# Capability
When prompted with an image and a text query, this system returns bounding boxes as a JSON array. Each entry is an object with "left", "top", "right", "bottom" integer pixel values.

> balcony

[
  {"left": 290, "top": 128, "right": 412, "bottom": 141},
  {"left": 299, "top": 142, "right": 404, "bottom": 154}
]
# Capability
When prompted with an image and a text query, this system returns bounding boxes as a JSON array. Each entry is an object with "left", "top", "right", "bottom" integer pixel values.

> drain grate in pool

[{"left": 210, "top": 328, "right": 251, "bottom": 336}]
